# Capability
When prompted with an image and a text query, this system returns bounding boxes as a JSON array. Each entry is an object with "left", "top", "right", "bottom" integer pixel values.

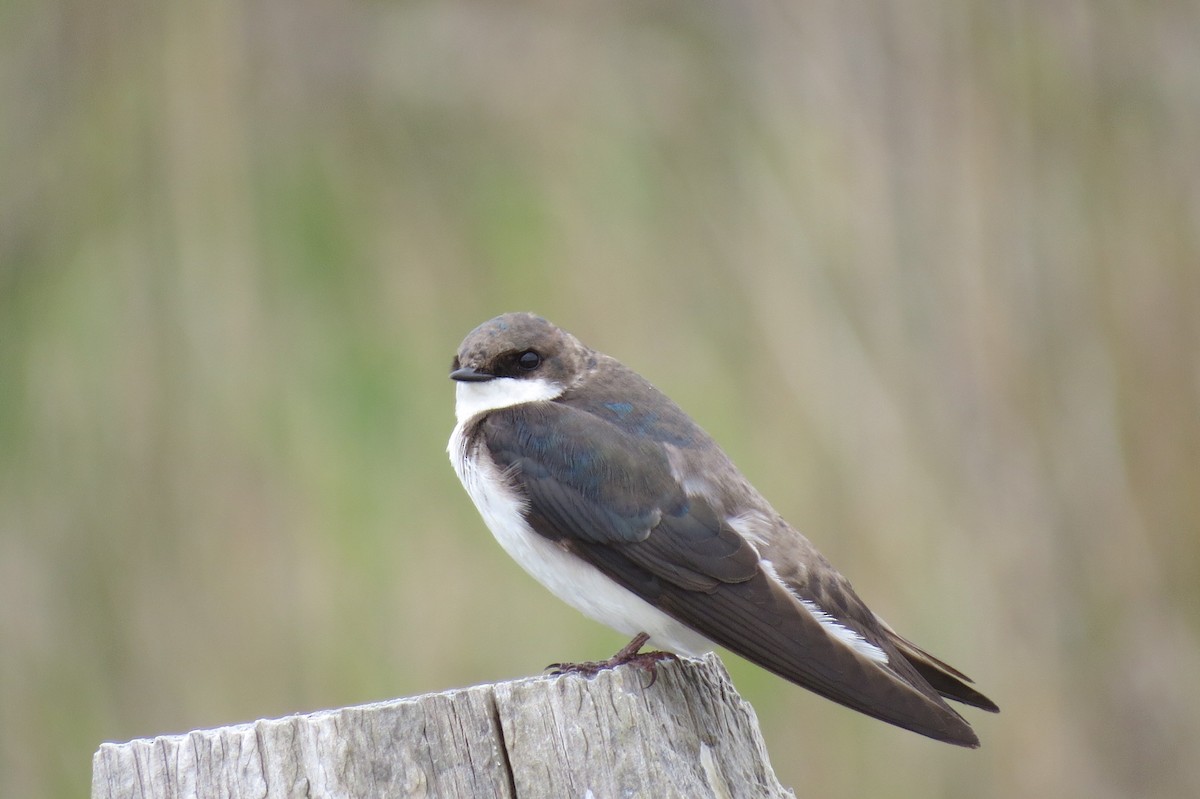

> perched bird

[{"left": 447, "top": 312, "right": 997, "bottom": 747}]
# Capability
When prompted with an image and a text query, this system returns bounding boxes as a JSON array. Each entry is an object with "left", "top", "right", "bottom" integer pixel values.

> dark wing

[
  {"left": 481, "top": 401, "right": 984, "bottom": 747},
  {"left": 881, "top": 627, "right": 1000, "bottom": 713},
  {"left": 795, "top": 554, "right": 1000, "bottom": 714}
]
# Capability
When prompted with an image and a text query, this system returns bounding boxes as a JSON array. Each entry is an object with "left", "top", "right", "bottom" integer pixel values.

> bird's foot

[{"left": 547, "top": 632, "right": 678, "bottom": 687}]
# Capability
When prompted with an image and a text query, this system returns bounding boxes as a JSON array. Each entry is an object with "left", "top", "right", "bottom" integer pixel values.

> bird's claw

[{"left": 544, "top": 632, "right": 678, "bottom": 688}]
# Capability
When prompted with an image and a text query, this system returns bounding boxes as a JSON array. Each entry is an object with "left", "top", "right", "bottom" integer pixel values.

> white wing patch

[
  {"left": 726, "top": 511, "right": 773, "bottom": 551},
  {"left": 664, "top": 444, "right": 715, "bottom": 499},
  {"left": 798, "top": 599, "right": 889, "bottom": 664},
  {"left": 760, "top": 559, "right": 889, "bottom": 665}
]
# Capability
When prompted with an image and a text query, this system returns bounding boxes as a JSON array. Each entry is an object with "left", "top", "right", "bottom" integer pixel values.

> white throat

[
  {"left": 454, "top": 376, "right": 564, "bottom": 424},
  {"left": 446, "top": 369, "right": 716, "bottom": 658}
]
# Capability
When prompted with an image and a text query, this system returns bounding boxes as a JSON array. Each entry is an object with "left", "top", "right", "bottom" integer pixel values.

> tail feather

[{"left": 886, "top": 632, "right": 999, "bottom": 713}]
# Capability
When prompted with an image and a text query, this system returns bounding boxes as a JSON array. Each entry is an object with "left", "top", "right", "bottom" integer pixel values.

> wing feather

[{"left": 481, "top": 400, "right": 984, "bottom": 746}]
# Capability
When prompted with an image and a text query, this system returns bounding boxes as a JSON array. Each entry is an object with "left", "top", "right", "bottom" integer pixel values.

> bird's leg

[{"left": 547, "top": 632, "right": 678, "bottom": 686}]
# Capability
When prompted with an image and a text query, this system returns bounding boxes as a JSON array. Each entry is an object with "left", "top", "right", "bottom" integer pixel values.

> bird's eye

[{"left": 517, "top": 350, "right": 541, "bottom": 370}]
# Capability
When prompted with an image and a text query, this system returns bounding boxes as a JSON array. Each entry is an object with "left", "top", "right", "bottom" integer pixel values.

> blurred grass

[{"left": 2, "top": 1, "right": 1199, "bottom": 797}]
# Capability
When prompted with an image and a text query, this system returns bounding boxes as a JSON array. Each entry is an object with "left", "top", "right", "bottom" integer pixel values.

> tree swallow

[{"left": 448, "top": 312, "right": 997, "bottom": 747}]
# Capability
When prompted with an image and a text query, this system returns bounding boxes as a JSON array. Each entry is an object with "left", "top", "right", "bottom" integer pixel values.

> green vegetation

[{"left": 2, "top": 2, "right": 1198, "bottom": 797}]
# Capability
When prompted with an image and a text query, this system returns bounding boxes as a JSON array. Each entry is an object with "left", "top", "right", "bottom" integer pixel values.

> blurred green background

[{"left": 3, "top": 1, "right": 1198, "bottom": 797}]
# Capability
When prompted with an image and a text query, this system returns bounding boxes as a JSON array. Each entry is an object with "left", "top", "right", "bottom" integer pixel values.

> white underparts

[
  {"left": 448, "top": 390, "right": 716, "bottom": 658},
  {"left": 449, "top": 376, "right": 887, "bottom": 666}
]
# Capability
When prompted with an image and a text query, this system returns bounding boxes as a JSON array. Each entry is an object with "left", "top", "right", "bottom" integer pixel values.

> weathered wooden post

[{"left": 92, "top": 653, "right": 794, "bottom": 799}]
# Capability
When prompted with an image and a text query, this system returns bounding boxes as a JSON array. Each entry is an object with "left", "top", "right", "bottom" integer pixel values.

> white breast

[{"left": 447, "top": 384, "right": 715, "bottom": 657}]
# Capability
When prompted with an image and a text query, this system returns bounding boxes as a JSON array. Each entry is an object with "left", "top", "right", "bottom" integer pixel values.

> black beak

[{"left": 449, "top": 366, "right": 494, "bottom": 382}]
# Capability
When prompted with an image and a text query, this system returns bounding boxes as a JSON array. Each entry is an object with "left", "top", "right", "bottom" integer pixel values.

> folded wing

[{"left": 482, "top": 401, "right": 990, "bottom": 746}]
